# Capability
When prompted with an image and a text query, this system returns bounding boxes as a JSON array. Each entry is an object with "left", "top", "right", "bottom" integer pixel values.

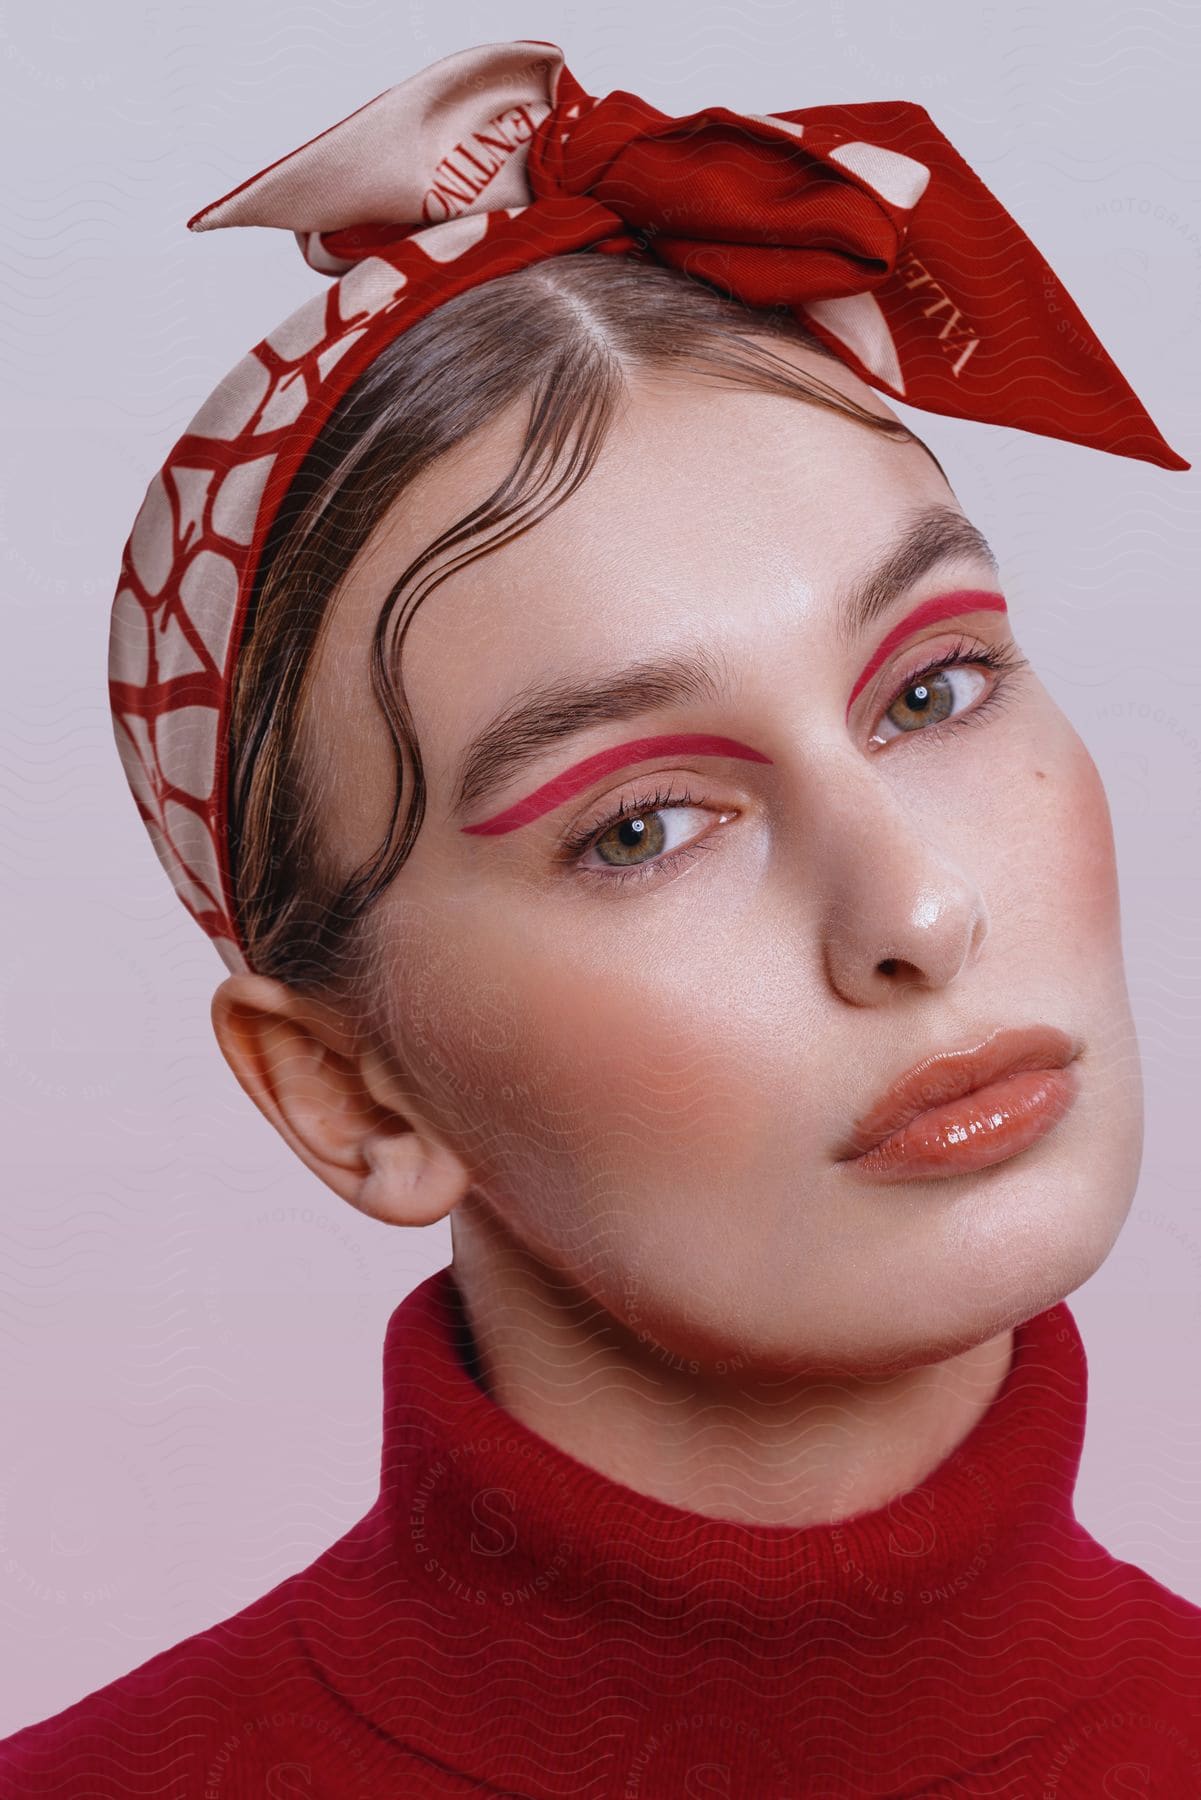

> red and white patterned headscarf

[{"left": 107, "top": 37, "right": 1188, "bottom": 978}]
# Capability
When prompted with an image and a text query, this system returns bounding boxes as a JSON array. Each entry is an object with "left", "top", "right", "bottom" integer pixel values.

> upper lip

[{"left": 835, "top": 1024, "right": 1082, "bottom": 1162}]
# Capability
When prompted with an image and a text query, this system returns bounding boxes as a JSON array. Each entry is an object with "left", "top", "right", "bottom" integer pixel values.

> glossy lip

[{"left": 834, "top": 1023, "right": 1082, "bottom": 1163}]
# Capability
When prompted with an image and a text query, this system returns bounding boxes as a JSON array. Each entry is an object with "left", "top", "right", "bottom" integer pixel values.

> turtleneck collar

[
  {"left": 384, "top": 1264, "right": 1086, "bottom": 1610},
  {"left": 300, "top": 1266, "right": 1097, "bottom": 1795}
]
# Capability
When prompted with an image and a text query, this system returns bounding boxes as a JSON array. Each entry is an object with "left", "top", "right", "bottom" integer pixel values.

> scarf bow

[{"left": 189, "top": 38, "right": 1186, "bottom": 468}]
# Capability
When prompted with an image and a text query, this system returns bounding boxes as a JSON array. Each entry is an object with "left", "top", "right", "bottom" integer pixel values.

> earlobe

[
  {"left": 208, "top": 973, "right": 472, "bottom": 1227},
  {"left": 355, "top": 1127, "right": 472, "bottom": 1227},
  {"left": 352, "top": 1041, "right": 475, "bottom": 1226}
]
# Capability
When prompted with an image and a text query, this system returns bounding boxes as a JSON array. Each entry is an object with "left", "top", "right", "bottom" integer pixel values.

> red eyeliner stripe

[
  {"left": 846, "top": 589, "right": 1008, "bottom": 717},
  {"left": 461, "top": 733, "right": 774, "bottom": 836}
]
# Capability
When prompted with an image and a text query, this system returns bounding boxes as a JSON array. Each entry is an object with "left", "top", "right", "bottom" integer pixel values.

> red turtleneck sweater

[{"left": 3, "top": 1267, "right": 1201, "bottom": 1796}]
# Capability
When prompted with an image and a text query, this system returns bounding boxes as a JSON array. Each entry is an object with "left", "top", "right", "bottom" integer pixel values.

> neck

[{"left": 449, "top": 1200, "right": 1015, "bottom": 1528}]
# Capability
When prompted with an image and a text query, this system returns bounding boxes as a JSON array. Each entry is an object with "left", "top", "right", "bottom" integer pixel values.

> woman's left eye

[
  {"left": 869, "top": 639, "right": 1027, "bottom": 746},
  {"left": 871, "top": 662, "right": 988, "bottom": 744}
]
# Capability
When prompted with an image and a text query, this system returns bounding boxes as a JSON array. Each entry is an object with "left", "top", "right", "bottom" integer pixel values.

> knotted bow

[{"left": 189, "top": 37, "right": 1186, "bottom": 470}]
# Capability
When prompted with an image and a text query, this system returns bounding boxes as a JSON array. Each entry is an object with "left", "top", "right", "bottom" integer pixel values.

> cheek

[
  {"left": 1004, "top": 714, "right": 1122, "bottom": 958},
  {"left": 376, "top": 909, "right": 562, "bottom": 1140},
  {"left": 390, "top": 904, "right": 800, "bottom": 1198},
  {"left": 1061, "top": 742, "right": 1122, "bottom": 946}
]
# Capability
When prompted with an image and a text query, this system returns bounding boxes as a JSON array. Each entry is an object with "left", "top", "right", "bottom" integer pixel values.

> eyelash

[{"left": 557, "top": 635, "right": 1030, "bottom": 890}]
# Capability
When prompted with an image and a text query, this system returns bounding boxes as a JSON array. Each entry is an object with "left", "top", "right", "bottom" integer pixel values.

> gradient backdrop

[{"left": 1, "top": 0, "right": 1199, "bottom": 1735}]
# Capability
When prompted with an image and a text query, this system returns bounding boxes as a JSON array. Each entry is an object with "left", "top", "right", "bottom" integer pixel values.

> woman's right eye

[
  {"left": 561, "top": 782, "right": 736, "bottom": 890},
  {"left": 583, "top": 802, "right": 715, "bottom": 870}
]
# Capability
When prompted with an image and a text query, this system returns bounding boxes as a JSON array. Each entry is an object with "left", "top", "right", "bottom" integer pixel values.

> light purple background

[{"left": 2, "top": 0, "right": 1199, "bottom": 1738}]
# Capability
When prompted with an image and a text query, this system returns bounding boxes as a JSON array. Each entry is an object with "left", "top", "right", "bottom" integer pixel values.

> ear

[{"left": 209, "top": 973, "right": 473, "bottom": 1227}]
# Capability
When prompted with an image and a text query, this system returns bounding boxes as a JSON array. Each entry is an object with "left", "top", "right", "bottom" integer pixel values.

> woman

[{"left": 3, "top": 37, "right": 1199, "bottom": 1798}]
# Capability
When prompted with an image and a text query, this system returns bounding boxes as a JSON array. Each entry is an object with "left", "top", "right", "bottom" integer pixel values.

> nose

[{"left": 815, "top": 755, "right": 989, "bottom": 1007}]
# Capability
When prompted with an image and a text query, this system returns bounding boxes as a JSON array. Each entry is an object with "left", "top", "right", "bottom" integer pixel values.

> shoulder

[
  {"left": 0, "top": 1535, "right": 477, "bottom": 1797},
  {"left": 0, "top": 1559, "right": 315, "bottom": 1793},
  {"left": 1055, "top": 1530, "right": 1201, "bottom": 1743},
  {"left": 1084, "top": 1531, "right": 1201, "bottom": 1647},
  {"left": 1028, "top": 1545, "right": 1201, "bottom": 1789},
  {"left": 1065, "top": 1518, "right": 1201, "bottom": 1659}
]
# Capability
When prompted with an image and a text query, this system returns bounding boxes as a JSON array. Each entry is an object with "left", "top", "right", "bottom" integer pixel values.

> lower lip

[{"left": 841, "top": 1063, "right": 1080, "bottom": 1183}]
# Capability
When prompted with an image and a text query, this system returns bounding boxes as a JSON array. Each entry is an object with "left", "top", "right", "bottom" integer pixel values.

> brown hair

[{"left": 227, "top": 251, "right": 923, "bottom": 1005}]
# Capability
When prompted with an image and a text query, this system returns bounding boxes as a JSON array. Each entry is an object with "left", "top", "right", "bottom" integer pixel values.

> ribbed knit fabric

[{"left": 4, "top": 1265, "right": 1201, "bottom": 1796}]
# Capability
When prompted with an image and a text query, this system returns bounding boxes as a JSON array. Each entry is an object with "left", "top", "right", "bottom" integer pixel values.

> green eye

[{"left": 869, "top": 638, "right": 1029, "bottom": 748}]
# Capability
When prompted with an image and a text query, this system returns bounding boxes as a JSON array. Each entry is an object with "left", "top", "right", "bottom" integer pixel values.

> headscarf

[{"left": 106, "top": 37, "right": 1188, "bottom": 976}]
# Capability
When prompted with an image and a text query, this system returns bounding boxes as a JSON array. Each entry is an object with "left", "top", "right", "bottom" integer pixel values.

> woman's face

[{"left": 300, "top": 338, "right": 1142, "bottom": 1374}]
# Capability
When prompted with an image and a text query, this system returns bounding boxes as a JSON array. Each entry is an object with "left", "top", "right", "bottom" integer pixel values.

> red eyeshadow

[
  {"left": 461, "top": 733, "right": 774, "bottom": 836},
  {"left": 846, "top": 588, "right": 1007, "bottom": 718}
]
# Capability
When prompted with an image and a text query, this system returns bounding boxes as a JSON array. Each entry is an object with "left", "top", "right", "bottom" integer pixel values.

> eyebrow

[{"left": 449, "top": 502, "right": 999, "bottom": 823}]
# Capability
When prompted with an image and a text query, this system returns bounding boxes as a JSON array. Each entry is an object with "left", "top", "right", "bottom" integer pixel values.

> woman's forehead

[
  {"left": 304, "top": 360, "right": 963, "bottom": 864},
  {"left": 342, "top": 363, "right": 949, "bottom": 686}
]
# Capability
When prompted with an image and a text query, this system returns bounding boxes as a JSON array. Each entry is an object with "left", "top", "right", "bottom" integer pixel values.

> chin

[
  {"left": 743, "top": 1184, "right": 1133, "bottom": 1382},
  {"left": 857, "top": 1170, "right": 1138, "bottom": 1374}
]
